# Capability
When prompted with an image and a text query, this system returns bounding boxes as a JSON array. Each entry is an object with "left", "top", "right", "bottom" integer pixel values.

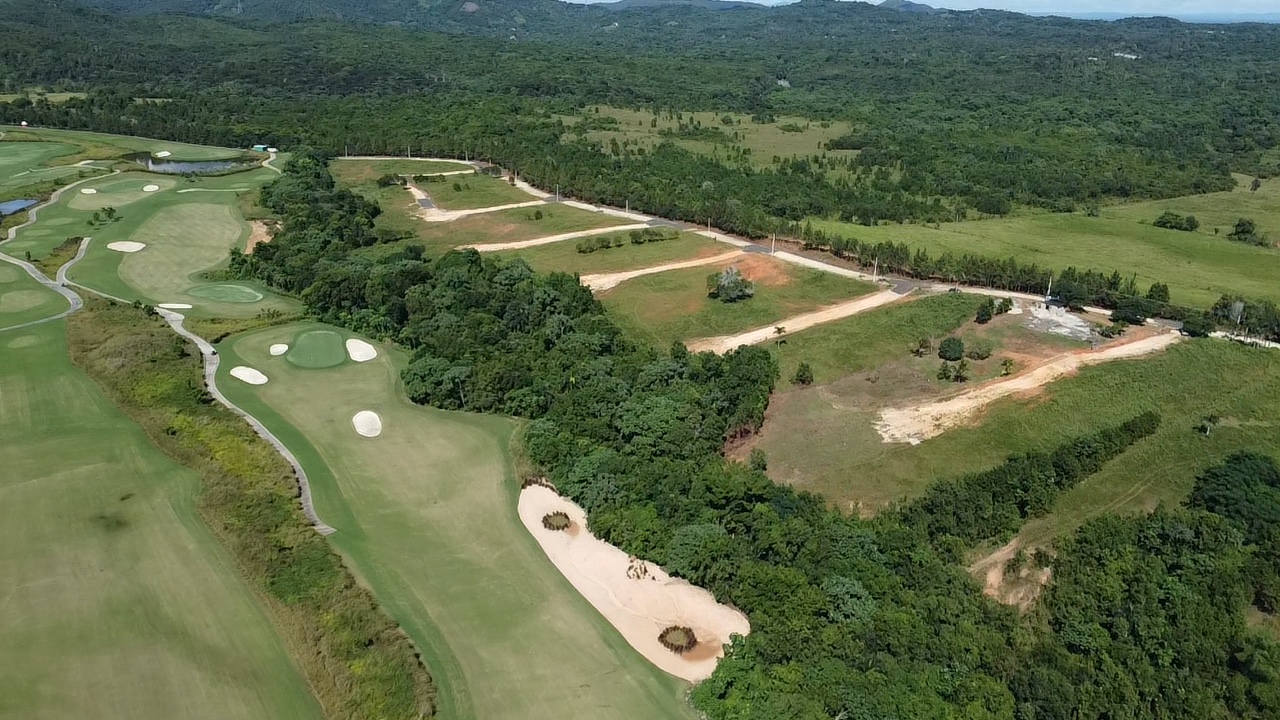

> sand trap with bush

[
  {"left": 875, "top": 329, "right": 1183, "bottom": 444},
  {"left": 518, "top": 484, "right": 750, "bottom": 682}
]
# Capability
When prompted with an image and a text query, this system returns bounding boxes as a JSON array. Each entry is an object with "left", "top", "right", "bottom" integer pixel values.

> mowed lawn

[
  {"left": 330, "top": 157, "right": 473, "bottom": 184},
  {"left": 601, "top": 256, "right": 877, "bottom": 347},
  {"left": 0, "top": 319, "right": 321, "bottom": 720},
  {"left": 7, "top": 169, "right": 297, "bottom": 318},
  {"left": 417, "top": 174, "right": 539, "bottom": 211},
  {"left": 0, "top": 264, "right": 69, "bottom": 331},
  {"left": 215, "top": 324, "right": 698, "bottom": 720},
  {"left": 498, "top": 230, "right": 724, "bottom": 275},
  {"left": 811, "top": 178, "right": 1280, "bottom": 308},
  {"left": 0, "top": 140, "right": 86, "bottom": 196},
  {"left": 747, "top": 326, "right": 1280, "bottom": 546},
  {"left": 1, "top": 125, "right": 253, "bottom": 162}
]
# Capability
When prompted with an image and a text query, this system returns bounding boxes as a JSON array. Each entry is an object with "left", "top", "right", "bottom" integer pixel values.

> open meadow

[
  {"left": 413, "top": 173, "right": 537, "bottom": 211},
  {"left": 215, "top": 323, "right": 698, "bottom": 720},
  {"left": 810, "top": 176, "right": 1280, "bottom": 308},
  {"left": 0, "top": 317, "right": 321, "bottom": 720},
  {"left": 601, "top": 254, "right": 877, "bottom": 347}
]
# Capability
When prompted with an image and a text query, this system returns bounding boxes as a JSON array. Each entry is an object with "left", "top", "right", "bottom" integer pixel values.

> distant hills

[{"left": 878, "top": 0, "right": 940, "bottom": 14}]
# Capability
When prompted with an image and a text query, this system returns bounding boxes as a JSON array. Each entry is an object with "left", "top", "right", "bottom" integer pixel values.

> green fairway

[
  {"left": 215, "top": 324, "right": 698, "bottom": 720},
  {"left": 601, "top": 257, "right": 877, "bottom": 347},
  {"left": 419, "top": 174, "right": 537, "bottom": 211},
  {"left": 0, "top": 267, "right": 69, "bottom": 330},
  {"left": 330, "top": 157, "right": 473, "bottom": 184},
  {"left": 811, "top": 177, "right": 1280, "bottom": 308},
  {"left": 285, "top": 329, "right": 347, "bottom": 368},
  {"left": 2, "top": 126, "right": 253, "bottom": 162},
  {"left": 0, "top": 141, "right": 87, "bottom": 197},
  {"left": 0, "top": 318, "right": 321, "bottom": 720},
  {"left": 6, "top": 169, "right": 297, "bottom": 318},
  {"left": 498, "top": 229, "right": 723, "bottom": 274}
]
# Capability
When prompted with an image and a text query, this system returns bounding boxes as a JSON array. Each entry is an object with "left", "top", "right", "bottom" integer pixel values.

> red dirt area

[{"left": 729, "top": 254, "right": 792, "bottom": 287}]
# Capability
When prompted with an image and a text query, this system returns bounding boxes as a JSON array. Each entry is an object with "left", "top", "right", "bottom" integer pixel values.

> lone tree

[
  {"left": 1252, "top": 177, "right": 1263, "bottom": 192},
  {"left": 1229, "top": 218, "right": 1264, "bottom": 245},
  {"left": 1146, "top": 282, "right": 1171, "bottom": 304},
  {"left": 975, "top": 297, "right": 995, "bottom": 324},
  {"left": 938, "top": 336, "right": 965, "bottom": 361},
  {"left": 707, "top": 266, "right": 755, "bottom": 303},
  {"left": 791, "top": 361, "right": 814, "bottom": 386}
]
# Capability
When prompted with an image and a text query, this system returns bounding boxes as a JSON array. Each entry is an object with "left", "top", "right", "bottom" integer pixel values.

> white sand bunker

[
  {"left": 345, "top": 338, "right": 377, "bottom": 362},
  {"left": 157, "top": 303, "right": 192, "bottom": 309},
  {"left": 519, "top": 485, "right": 750, "bottom": 682},
  {"left": 155, "top": 151, "right": 172, "bottom": 158},
  {"left": 106, "top": 241, "right": 146, "bottom": 253},
  {"left": 142, "top": 184, "right": 160, "bottom": 192},
  {"left": 80, "top": 188, "right": 98, "bottom": 195},
  {"left": 269, "top": 343, "right": 289, "bottom": 356},
  {"left": 352, "top": 410, "right": 383, "bottom": 438},
  {"left": 230, "top": 366, "right": 269, "bottom": 385}
]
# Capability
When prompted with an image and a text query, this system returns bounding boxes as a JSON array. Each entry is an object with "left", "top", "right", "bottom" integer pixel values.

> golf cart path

[
  {"left": 463, "top": 223, "right": 650, "bottom": 252},
  {"left": 875, "top": 329, "right": 1184, "bottom": 445},
  {"left": 686, "top": 287, "right": 911, "bottom": 354},
  {"left": 582, "top": 250, "right": 744, "bottom": 292}
]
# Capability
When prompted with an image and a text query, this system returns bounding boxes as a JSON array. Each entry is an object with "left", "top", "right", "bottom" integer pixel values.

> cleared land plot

[
  {"left": 412, "top": 174, "right": 539, "bottom": 211},
  {"left": 330, "top": 158, "right": 472, "bottom": 184},
  {"left": 498, "top": 229, "right": 723, "bottom": 275},
  {"left": 811, "top": 179, "right": 1280, "bottom": 308},
  {"left": 7, "top": 169, "right": 296, "bottom": 318},
  {"left": 1, "top": 126, "right": 252, "bottom": 163},
  {"left": 601, "top": 254, "right": 877, "bottom": 347},
  {"left": 0, "top": 319, "right": 321, "bottom": 720},
  {"left": 216, "top": 324, "right": 698, "bottom": 720},
  {"left": 563, "top": 106, "right": 858, "bottom": 175},
  {"left": 369, "top": 200, "right": 633, "bottom": 257}
]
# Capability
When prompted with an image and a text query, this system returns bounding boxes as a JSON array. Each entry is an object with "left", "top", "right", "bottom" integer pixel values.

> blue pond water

[
  {"left": 0, "top": 199, "right": 36, "bottom": 217},
  {"left": 124, "top": 152, "right": 255, "bottom": 175}
]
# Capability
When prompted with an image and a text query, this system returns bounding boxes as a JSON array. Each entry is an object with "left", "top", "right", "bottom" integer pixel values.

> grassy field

[
  {"left": 498, "top": 229, "right": 723, "bottom": 274},
  {"left": 811, "top": 176, "right": 1280, "bottom": 308},
  {"left": 215, "top": 323, "right": 698, "bottom": 720},
  {"left": 330, "top": 157, "right": 473, "bottom": 184},
  {"left": 745, "top": 317, "right": 1280, "bottom": 547},
  {"left": 7, "top": 169, "right": 297, "bottom": 318},
  {"left": 0, "top": 90, "right": 86, "bottom": 103},
  {"left": 563, "top": 106, "right": 858, "bottom": 174},
  {"left": 0, "top": 317, "right": 321, "bottom": 719},
  {"left": 0, "top": 141, "right": 91, "bottom": 198},
  {"left": 1, "top": 126, "right": 252, "bottom": 162},
  {"left": 601, "top": 255, "right": 877, "bottom": 347},
  {"left": 0, "top": 264, "right": 69, "bottom": 331},
  {"left": 414, "top": 174, "right": 539, "bottom": 211}
]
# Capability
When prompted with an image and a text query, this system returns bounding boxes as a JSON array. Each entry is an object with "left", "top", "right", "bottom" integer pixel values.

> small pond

[
  {"left": 0, "top": 199, "right": 37, "bottom": 217},
  {"left": 123, "top": 152, "right": 257, "bottom": 175}
]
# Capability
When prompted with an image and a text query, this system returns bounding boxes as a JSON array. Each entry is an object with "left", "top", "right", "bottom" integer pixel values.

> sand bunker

[
  {"left": 155, "top": 151, "right": 172, "bottom": 158},
  {"left": 230, "top": 366, "right": 269, "bottom": 385},
  {"left": 519, "top": 485, "right": 750, "bottom": 682},
  {"left": 156, "top": 303, "right": 192, "bottom": 309},
  {"left": 352, "top": 410, "right": 383, "bottom": 438},
  {"left": 875, "top": 330, "right": 1183, "bottom": 444},
  {"left": 687, "top": 288, "right": 909, "bottom": 353},
  {"left": 345, "top": 338, "right": 378, "bottom": 362},
  {"left": 80, "top": 188, "right": 98, "bottom": 195},
  {"left": 269, "top": 343, "right": 289, "bottom": 356},
  {"left": 142, "top": 184, "right": 160, "bottom": 192},
  {"left": 106, "top": 241, "right": 146, "bottom": 253}
]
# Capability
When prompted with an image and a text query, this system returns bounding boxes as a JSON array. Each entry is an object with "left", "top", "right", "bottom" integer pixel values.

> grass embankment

[
  {"left": 67, "top": 299, "right": 436, "bottom": 719},
  {"left": 32, "top": 236, "right": 80, "bottom": 277},
  {"left": 810, "top": 176, "right": 1280, "bottom": 308},
  {"left": 499, "top": 229, "right": 722, "bottom": 275},
  {"left": 0, "top": 317, "right": 320, "bottom": 719},
  {"left": 216, "top": 322, "right": 698, "bottom": 720},
  {"left": 602, "top": 257, "right": 877, "bottom": 347},
  {"left": 748, "top": 308, "right": 1280, "bottom": 545}
]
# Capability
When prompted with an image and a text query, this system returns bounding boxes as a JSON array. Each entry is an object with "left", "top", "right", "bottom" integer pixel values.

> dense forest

[{"left": 231, "top": 151, "right": 1280, "bottom": 719}]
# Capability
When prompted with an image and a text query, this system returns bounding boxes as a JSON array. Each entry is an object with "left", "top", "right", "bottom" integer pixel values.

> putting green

[
  {"left": 188, "top": 284, "right": 264, "bottom": 303},
  {"left": 285, "top": 330, "right": 348, "bottom": 368}
]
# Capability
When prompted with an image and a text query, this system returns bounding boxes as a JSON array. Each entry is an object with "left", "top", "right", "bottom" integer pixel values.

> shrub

[
  {"left": 938, "top": 337, "right": 965, "bottom": 361},
  {"left": 707, "top": 267, "right": 755, "bottom": 303},
  {"left": 1153, "top": 211, "right": 1199, "bottom": 232},
  {"left": 748, "top": 448, "right": 768, "bottom": 472},
  {"left": 965, "top": 340, "right": 993, "bottom": 360},
  {"left": 658, "top": 626, "right": 698, "bottom": 654},
  {"left": 975, "top": 298, "right": 995, "bottom": 324},
  {"left": 542, "top": 511, "right": 571, "bottom": 531},
  {"left": 791, "top": 361, "right": 814, "bottom": 386}
]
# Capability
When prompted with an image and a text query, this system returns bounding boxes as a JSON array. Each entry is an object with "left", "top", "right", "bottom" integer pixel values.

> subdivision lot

[
  {"left": 811, "top": 177, "right": 1280, "bottom": 308},
  {"left": 0, "top": 319, "right": 321, "bottom": 720},
  {"left": 413, "top": 173, "right": 538, "bottom": 211},
  {"left": 329, "top": 157, "right": 473, "bottom": 184},
  {"left": 215, "top": 323, "right": 697, "bottom": 720},
  {"left": 498, "top": 229, "right": 723, "bottom": 275},
  {"left": 601, "top": 254, "right": 877, "bottom": 347}
]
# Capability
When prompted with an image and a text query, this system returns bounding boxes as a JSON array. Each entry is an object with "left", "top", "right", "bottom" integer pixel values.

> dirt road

[
  {"left": 582, "top": 250, "right": 743, "bottom": 291},
  {"left": 685, "top": 288, "right": 910, "bottom": 353},
  {"left": 463, "top": 223, "right": 650, "bottom": 252},
  {"left": 875, "top": 330, "right": 1183, "bottom": 444}
]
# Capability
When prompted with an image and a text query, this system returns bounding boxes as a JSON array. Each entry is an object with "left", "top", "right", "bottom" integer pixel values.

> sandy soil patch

[
  {"left": 733, "top": 254, "right": 792, "bottom": 287},
  {"left": 230, "top": 366, "right": 269, "bottom": 385},
  {"left": 465, "top": 223, "right": 649, "bottom": 252},
  {"left": 519, "top": 485, "right": 750, "bottom": 682},
  {"left": 345, "top": 338, "right": 378, "bottom": 362},
  {"left": 1027, "top": 303, "right": 1097, "bottom": 341},
  {"left": 269, "top": 343, "right": 289, "bottom": 356},
  {"left": 687, "top": 288, "right": 910, "bottom": 354},
  {"left": 352, "top": 410, "right": 383, "bottom": 438},
  {"left": 79, "top": 188, "right": 97, "bottom": 195},
  {"left": 875, "top": 329, "right": 1183, "bottom": 444},
  {"left": 106, "top": 241, "right": 146, "bottom": 253},
  {"left": 244, "top": 220, "right": 272, "bottom": 254},
  {"left": 157, "top": 303, "right": 192, "bottom": 309},
  {"left": 583, "top": 250, "right": 744, "bottom": 292},
  {"left": 970, "top": 539, "right": 1052, "bottom": 612},
  {"left": 155, "top": 151, "right": 172, "bottom": 158},
  {"left": 142, "top": 184, "right": 160, "bottom": 192}
]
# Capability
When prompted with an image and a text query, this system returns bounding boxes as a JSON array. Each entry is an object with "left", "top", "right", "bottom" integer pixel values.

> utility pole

[
  {"left": 873, "top": 257, "right": 878, "bottom": 282},
  {"left": 1045, "top": 274, "right": 1054, "bottom": 304},
  {"left": 771, "top": 232, "right": 776, "bottom": 255}
]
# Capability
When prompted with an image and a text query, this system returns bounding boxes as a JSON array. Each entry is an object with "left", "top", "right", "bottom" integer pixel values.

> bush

[
  {"left": 975, "top": 298, "right": 995, "bottom": 324},
  {"left": 1153, "top": 211, "right": 1199, "bottom": 232},
  {"left": 965, "top": 340, "right": 993, "bottom": 360},
  {"left": 375, "top": 173, "right": 403, "bottom": 187},
  {"left": 1180, "top": 313, "right": 1215, "bottom": 337},
  {"left": 938, "top": 337, "right": 965, "bottom": 361},
  {"left": 707, "top": 267, "right": 755, "bottom": 303},
  {"left": 791, "top": 361, "right": 814, "bottom": 385},
  {"left": 748, "top": 448, "right": 768, "bottom": 472}
]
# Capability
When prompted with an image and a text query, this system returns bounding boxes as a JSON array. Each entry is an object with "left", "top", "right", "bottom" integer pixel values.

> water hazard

[
  {"left": 0, "top": 199, "right": 37, "bottom": 216},
  {"left": 124, "top": 152, "right": 256, "bottom": 175}
]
